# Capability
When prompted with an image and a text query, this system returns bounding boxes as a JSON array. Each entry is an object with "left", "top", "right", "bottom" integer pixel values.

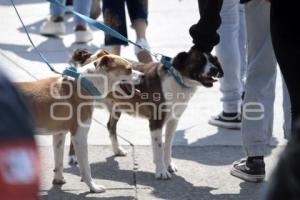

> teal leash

[
  {"left": 10, "top": 0, "right": 190, "bottom": 90},
  {"left": 10, "top": 0, "right": 62, "bottom": 75},
  {"left": 10, "top": 0, "right": 102, "bottom": 97},
  {"left": 48, "top": 0, "right": 191, "bottom": 88}
]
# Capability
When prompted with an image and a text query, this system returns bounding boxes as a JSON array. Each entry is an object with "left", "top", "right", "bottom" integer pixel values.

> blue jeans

[
  {"left": 50, "top": 0, "right": 91, "bottom": 25},
  {"left": 215, "top": 0, "right": 247, "bottom": 113}
]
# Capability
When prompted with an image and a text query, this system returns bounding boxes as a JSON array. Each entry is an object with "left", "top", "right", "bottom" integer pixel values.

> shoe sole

[
  {"left": 208, "top": 119, "right": 241, "bottom": 130},
  {"left": 75, "top": 32, "right": 93, "bottom": 43},
  {"left": 230, "top": 168, "right": 265, "bottom": 183},
  {"left": 136, "top": 50, "right": 153, "bottom": 63},
  {"left": 40, "top": 22, "right": 65, "bottom": 36},
  {"left": 40, "top": 32, "right": 64, "bottom": 36}
]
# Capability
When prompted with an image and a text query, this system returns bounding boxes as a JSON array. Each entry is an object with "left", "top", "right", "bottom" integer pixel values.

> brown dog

[{"left": 16, "top": 53, "right": 144, "bottom": 193}]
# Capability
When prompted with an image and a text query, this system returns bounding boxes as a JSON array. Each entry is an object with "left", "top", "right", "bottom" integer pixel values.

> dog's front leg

[
  {"left": 52, "top": 133, "right": 66, "bottom": 184},
  {"left": 150, "top": 128, "right": 171, "bottom": 179},
  {"left": 107, "top": 111, "right": 127, "bottom": 156},
  {"left": 71, "top": 121, "right": 105, "bottom": 193},
  {"left": 164, "top": 118, "right": 179, "bottom": 173}
]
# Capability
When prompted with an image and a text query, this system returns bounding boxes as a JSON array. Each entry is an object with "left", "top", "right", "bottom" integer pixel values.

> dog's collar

[
  {"left": 62, "top": 66, "right": 102, "bottom": 99},
  {"left": 160, "top": 56, "right": 191, "bottom": 89}
]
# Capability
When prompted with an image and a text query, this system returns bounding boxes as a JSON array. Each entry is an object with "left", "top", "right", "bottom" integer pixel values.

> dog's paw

[
  {"left": 113, "top": 147, "right": 127, "bottom": 157},
  {"left": 68, "top": 155, "right": 78, "bottom": 166},
  {"left": 52, "top": 178, "right": 66, "bottom": 185},
  {"left": 89, "top": 182, "right": 106, "bottom": 193},
  {"left": 167, "top": 163, "right": 178, "bottom": 173},
  {"left": 155, "top": 169, "right": 172, "bottom": 180}
]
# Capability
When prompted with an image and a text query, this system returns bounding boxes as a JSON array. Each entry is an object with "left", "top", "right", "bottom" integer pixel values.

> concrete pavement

[
  {"left": 38, "top": 146, "right": 283, "bottom": 200},
  {"left": 0, "top": 0, "right": 287, "bottom": 199}
]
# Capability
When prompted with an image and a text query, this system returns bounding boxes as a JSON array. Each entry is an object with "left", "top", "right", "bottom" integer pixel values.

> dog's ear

[
  {"left": 94, "top": 55, "right": 111, "bottom": 71},
  {"left": 71, "top": 48, "right": 92, "bottom": 64},
  {"left": 94, "top": 49, "right": 109, "bottom": 59},
  {"left": 172, "top": 52, "right": 189, "bottom": 70}
]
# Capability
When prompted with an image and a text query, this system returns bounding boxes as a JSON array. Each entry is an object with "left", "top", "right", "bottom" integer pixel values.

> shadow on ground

[
  {"left": 1, "top": 14, "right": 98, "bottom": 64},
  {"left": 173, "top": 126, "right": 278, "bottom": 166},
  {"left": 60, "top": 148, "right": 266, "bottom": 200},
  {"left": 0, "top": 0, "right": 42, "bottom": 6},
  {"left": 40, "top": 185, "right": 135, "bottom": 200}
]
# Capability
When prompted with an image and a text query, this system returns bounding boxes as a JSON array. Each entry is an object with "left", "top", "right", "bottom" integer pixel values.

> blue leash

[
  {"left": 10, "top": 0, "right": 102, "bottom": 97},
  {"left": 10, "top": 0, "right": 62, "bottom": 75},
  {"left": 10, "top": 0, "right": 190, "bottom": 90},
  {"left": 47, "top": 0, "right": 147, "bottom": 54},
  {"left": 160, "top": 55, "right": 191, "bottom": 88},
  {"left": 62, "top": 66, "right": 102, "bottom": 98},
  {"left": 47, "top": 0, "right": 191, "bottom": 88}
]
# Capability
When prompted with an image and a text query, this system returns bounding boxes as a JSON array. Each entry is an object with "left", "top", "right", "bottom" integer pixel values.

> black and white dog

[{"left": 69, "top": 48, "right": 223, "bottom": 179}]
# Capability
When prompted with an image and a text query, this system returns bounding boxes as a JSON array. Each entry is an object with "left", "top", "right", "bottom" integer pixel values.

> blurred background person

[
  {"left": 0, "top": 69, "right": 39, "bottom": 200},
  {"left": 40, "top": 0, "right": 93, "bottom": 43},
  {"left": 66, "top": 0, "right": 101, "bottom": 19}
]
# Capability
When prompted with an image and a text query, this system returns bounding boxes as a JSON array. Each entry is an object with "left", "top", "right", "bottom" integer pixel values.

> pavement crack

[
  {"left": 116, "top": 135, "right": 138, "bottom": 200},
  {"left": 131, "top": 144, "right": 139, "bottom": 200},
  {"left": 92, "top": 118, "right": 139, "bottom": 199}
]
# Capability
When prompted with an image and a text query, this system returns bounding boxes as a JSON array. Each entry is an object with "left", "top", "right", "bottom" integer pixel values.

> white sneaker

[
  {"left": 134, "top": 38, "right": 152, "bottom": 63},
  {"left": 134, "top": 38, "right": 150, "bottom": 55},
  {"left": 65, "top": 6, "right": 73, "bottom": 15},
  {"left": 75, "top": 28, "right": 93, "bottom": 43},
  {"left": 40, "top": 19, "right": 65, "bottom": 36}
]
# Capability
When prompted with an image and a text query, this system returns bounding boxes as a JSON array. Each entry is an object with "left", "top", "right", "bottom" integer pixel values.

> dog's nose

[
  {"left": 208, "top": 67, "right": 224, "bottom": 78},
  {"left": 216, "top": 69, "right": 224, "bottom": 78},
  {"left": 208, "top": 67, "right": 218, "bottom": 77}
]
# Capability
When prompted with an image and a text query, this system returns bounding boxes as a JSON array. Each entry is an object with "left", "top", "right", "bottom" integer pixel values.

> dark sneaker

[
  {"left": 208, "top": 111, "right": 241, "bottom": 129},
  {"left": 231, "top": 158, "right": 266, "bottom": 182}
]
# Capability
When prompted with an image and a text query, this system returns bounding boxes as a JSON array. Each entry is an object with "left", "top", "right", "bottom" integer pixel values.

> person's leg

[
  {"left": 282, "top": 77, "right": 292, "bottom": 140},
  {"left": 271, "top": 0, "right": 300, "bottom": 134},
  {"left": 265, "top": 2, "right": 300, "bottom": 197},
  {"left": 66, "top": 0, "right": 73, "bottom": 6},
  {"left": 103, "top": 0, "right": 127, "bottom": 55},
  {"left": 242, "top": 0, "right": 276, "bottom": 158},
  {"left": 50, "top": 0, "right": 66, "bottom": 18},
  {"left": 126, "top": 0, "right": 148, "bottom": 39},
  {"left": 230, "top": 0, "right": 277, "bottom": 182},
  {"left": 40, "top": 0, "right": 66, "bottom": 35},
  {"left": 73, "top": 0, "right": 91, "bottom": 27},
  {"left": 209, "top": 0, "right": 243, "bottom": 129},
  {"left": 90, "top": 0, "right": 101, "bottom": 19},
  {"left": 73, "top": 0, "right": 93, "bottom": 43},
  {"left": 126, "top": 0, "right": 152, "bottom": 63},
  {"left": 238, "top": 4, "right": 247, "bottom": 87}
]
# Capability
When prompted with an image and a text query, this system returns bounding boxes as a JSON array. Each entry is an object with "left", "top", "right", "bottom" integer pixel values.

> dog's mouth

[
  {"left": 198, "top": 75, "right": 218, "bottom": 87},
  {"left": 119, "top": 83, "right": 142, "bottom": 96}
]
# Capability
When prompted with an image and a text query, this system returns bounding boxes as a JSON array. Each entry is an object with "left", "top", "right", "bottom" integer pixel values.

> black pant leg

[
  {"left": 270, "top": 0, "right": 300, "bottom": 133},
  {"left": 126, "top": 0, "right": 148, "bottom": 24},
  {"left": 103, "top": 0, "right": 128, "bottom": 45},
  {"left": 189, "top": 0, "right": 223, "bottom": 52}
]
